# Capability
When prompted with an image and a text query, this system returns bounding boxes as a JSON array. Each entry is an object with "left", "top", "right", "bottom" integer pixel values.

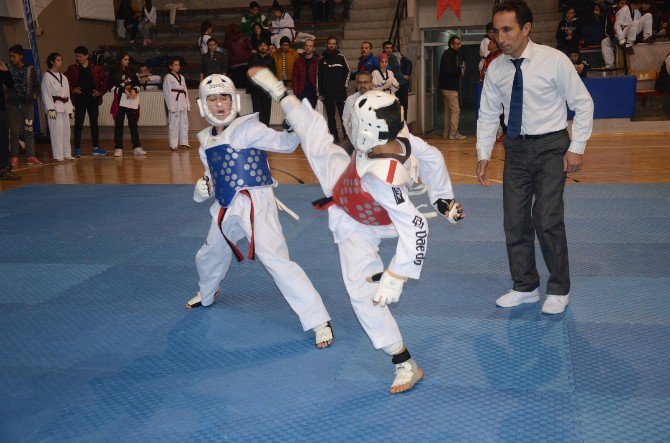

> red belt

[
  {"left": 216, "top": 190, "right": 256, "bottom": 262},
  {"left": 53, "top": 96, "right": 69, "bottom": 103},
  {"left": 171, "top": 89, "right": 186, "bottom": 101}
]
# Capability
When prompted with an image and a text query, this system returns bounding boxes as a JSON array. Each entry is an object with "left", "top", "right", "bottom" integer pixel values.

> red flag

[{"left": 437, "top": 0, "right": 461, "bottom": 20}]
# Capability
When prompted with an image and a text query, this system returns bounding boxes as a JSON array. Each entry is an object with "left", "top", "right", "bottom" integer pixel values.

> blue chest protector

[{"left": 205, "top": 144, "right": 274, "bottom": 208}]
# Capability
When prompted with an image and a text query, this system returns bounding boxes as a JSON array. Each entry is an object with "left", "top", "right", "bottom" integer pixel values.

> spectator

[
  {"left": 616, "top": 0, "right": 653, "bottom": 55},
  {"left": 247, "top": 38, "right": 276, "bottom": 124},
  {"left": 292, "top": 39, "right": 320, "bottom": 108},
  {"left": 556, "top": 6, "right": 583, "bottom": 52},
  {"left": 654, "top": 51, "right": 670, "bottom": 92},
  {"left": 371, "top": 53, "right": 399, "bottom": 95},
  {"left": 438, "top": 35, "right": 466, "bottom": 140},
  {"left": 241, "top": 1, "right": 268, "bottom": 37},
  {"left": 0, "top": 60, "right": 19, "bottom": 180},
  {"left": 568, "top": 48, "right": 590, "bottom": 77},
  {"left": 355, "top": 41, "right": 379, "bottom": 77},
  {"left": 382, "top": 41, "right": 409, "bottom": 109},
  {"left": 312, "top": 0, "right": 331, "bottom": 22},
  {"left": 163, "top": 57, "right": 190, "bottom": 151},
  {"left": 138, "top": 0, "right": 157, "bottom": 47},
  {"left": 117, "top": 0, "right": 141, "bottom": 45},
  {"left": 198, "top": 20, "right": 214, "bottom": 55},
  {"left": 251, "top": 21, "right": 272, "bottom": 50},
  {"left": 108, "top": 51, "right": 145, "bottom": 157},
  {"left": 273, "top": 36, "right": 299, "bottom": 87},
  {"left": 342, "top": 70, "right": 373, "bottom": 144},
  {"left": 42, "top": 52, "right": 74, "bottom": 162},
  {"left": 582, "top": 2, "right": 607, "bottom": 45},
  {"left": 65, "top": 45, "right": 109, "bottom": 158},
  {"left": 480, "top": 38, "right": 503, "bottom": 80},
  {"left": 200, "top": 38, "right": 227, "bottom": 81},
  {"left": 137, "top": 63, "right": 161, "bottom": 90},
  {"left": 291, "top": 0, "right": 303, "bottom": 21},
  {"left": 270, "top": 1, "right": 295, "bottom": 48},
  {"left": 601, "top": 0, "right": 622, "bottom": 68},
  {"left": 7, "top": 44, "right": 42, "bottom": 167},
  {"left": 318, "top": 36, "right": 350, "bottom": 143},
  {"left": 479, "top": 22, "right": 496, "bottom": 73},
  {"left": 223, "top": 23, "right": 254, "bottom": 89}
]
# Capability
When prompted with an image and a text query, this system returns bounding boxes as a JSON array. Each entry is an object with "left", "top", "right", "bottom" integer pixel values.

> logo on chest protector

[{"left": 393, "top": 187, "right": 405, "bottom": 204}]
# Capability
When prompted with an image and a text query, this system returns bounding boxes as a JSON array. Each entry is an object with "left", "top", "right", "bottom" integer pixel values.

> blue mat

[{"left": 1, "top": 184, "right": 669, "bottom": 441}]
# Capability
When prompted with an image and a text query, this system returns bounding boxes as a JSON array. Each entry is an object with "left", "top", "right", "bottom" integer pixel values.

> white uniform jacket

[
  {"left": 41, "top": 71, "right": 74, "bottom": 114},
  {"left": 163, "top": 73, "right": 189, "bottom": 111}
]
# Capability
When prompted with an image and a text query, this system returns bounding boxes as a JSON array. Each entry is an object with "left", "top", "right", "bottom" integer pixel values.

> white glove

[
  {"left": 169, "top": 107, "right": 176, "bottom": 113},
  {"left": 434, "top": 198, "right": 464, "bottom": 224},
  {"left": 47, "top": 109, "right": 56, "bottom": 119},
  {"left": 249, "top": 67, "right": 287, "bottom": 101},
  {"left": 195, "top": 176, "right": 211, "bottom": 199},
  {"left": 372, "top": 271, "right": 406, "bottom": 307}
]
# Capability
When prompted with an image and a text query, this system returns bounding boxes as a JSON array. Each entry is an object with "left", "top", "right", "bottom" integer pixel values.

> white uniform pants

[
  {"left": 626, "top": 14, "right": 653, "bottom": 43},
  {"left": 169, "top": 109, "right": 189, "bottom": 148},
  {"left": 48, "top": 112, "right": 71, "bottom": 160},
  {"left": 285, "top": 98, "right": 403, "bottom": 349},
  {"left": 601, "top": 37, "right": 616, "bottom": 69},
  {"left": 196, "top": 189, "right": 330, "bottom": 331}
]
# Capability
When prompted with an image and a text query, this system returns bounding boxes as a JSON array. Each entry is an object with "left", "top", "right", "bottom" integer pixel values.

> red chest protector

[{"left": 331, "top": 158, "right": 393, "bottom": 226}]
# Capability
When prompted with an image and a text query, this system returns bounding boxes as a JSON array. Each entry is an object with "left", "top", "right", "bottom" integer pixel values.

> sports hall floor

[{"left": 1, "top": 131, "right": 669, "bottom": 441}]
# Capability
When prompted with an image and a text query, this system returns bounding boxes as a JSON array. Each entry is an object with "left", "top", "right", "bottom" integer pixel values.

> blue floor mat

[{"left": 1, "top": 183, "right": 669, "bottom": 441}]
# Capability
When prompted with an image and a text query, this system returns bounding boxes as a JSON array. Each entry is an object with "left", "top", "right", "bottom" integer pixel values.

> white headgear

[
  {"left": 350, "top": 90, "right": 404, "bottom": 153},
  {"left": 197, "top": 74, "right": 239, "bottom": 126}
]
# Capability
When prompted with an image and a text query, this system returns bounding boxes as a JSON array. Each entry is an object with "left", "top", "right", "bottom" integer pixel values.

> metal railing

[{"left": 389, "top": 0, "right": 407, "bottom": 50}]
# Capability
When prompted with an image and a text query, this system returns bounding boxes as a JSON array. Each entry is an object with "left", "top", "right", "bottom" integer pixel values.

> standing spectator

[
  {"left": 318, "top": 36, "right": 350, "bottom": 143},
  {"left": 556, "top": 6, "right": 583, "bottom": 52},
  {"left": 654, "top": 51, "right": 670, "bottom": 92},
  {"left": 356, "top": 41, "right": 379, "bottom": 76},
  {"left": 479, "top": 22, "right": 496, "bottom": 73},
  {"left": 582, "top": 2, "right": 607, "bottom": 45},
  {"left": 250, "top": 22, "right": 272, "bottom": 50},
  {"left": 241, "top": 1, "right": 268, "bottom": 37},
  {"left": 273, "top": 36, "right": 299, "bottom": 87},
  {"left": 292, "top": 39, "right": 320, "bottom": 108},
  {"left": 108, "top": 52, "right": 145, "bottom": 157},
  {"left": 0, "top": 60, "right": 19, "bottom": 180},
  {"left": 371, "top": 53, "right": 399, "bottom": 95},
  {"left": 223, "top": 23, "right": 254, "bottom": 89},
  {"left": 163, "top": 57, "right": 190, "bottom": 151},
  {"left": 138, "top": 0, "right": 157, "bottom": 46},
  {"left": 65, "top": 46, "right": 109, "bottom": 158},
  {"left": 200, "top": 38, "right": 227, "bottom": 81},
  {"left": 117, "top": 0, "right": 141, "bottom": 45},
  {"left": 198, "top": 21, "right": 214, "bottom": 55},
  {"left": 137, "top": 63, "right": 161, "bottom": 90},
  {"left": 247, "top": 38, "right": 276, "bottom": 124},
  {"left": 342, "top": 71, "right": 373, "bottom": 142},
  {"left": 480, "top": 38, "right": 503, "bottom": 80},
  {"left": 7, "top": 45, "right": 42, "bottom": 166},
  {"left": 270, "top": 2, "right": 295, "bottom": 48},
  {"left": 568, "top": 48, "right": 590, "bottom": 77},
  {"left": 381, "top": 41, "right": 406, "bottom": 98},
  {"left": 42, "top": 52, "right": 74, "bottom": 162},
  {"left": 438, "top": 35, "right": 466, "bottom": 140},
  {"left": 476, "top": 0, "right": 594, "bottom": 315}
]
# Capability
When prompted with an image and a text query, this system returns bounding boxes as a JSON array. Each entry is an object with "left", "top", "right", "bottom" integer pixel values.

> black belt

[{"left": 513, "top": 129, "right": 566, "bottom": 140}]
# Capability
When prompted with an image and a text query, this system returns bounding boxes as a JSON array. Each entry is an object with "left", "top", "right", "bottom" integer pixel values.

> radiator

[{"left": 80, "top": 91, "right": 169, "bottom": 127}]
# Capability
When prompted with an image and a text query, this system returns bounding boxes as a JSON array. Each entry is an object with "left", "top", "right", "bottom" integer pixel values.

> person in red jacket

[
  {"left": 222, "top": 23, "right": 254, "bottom": 89},
  {"left": 64, "top": 46, "right": 109, "bottom": 158},
  {"left": 292, "top": 39, "right": 319, "bottom": 108}
]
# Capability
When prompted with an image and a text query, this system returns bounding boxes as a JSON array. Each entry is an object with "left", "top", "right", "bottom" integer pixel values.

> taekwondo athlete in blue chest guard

[{"left": 186, "top": 74, "right": 334, "bottom": 349}]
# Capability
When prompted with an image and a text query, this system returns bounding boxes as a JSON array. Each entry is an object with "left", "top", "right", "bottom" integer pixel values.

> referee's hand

[
  {"left": 563, "top": 151, "right": 583, "bottom": 174},
  {"left": 477, "top": 160, "right": 493, "bottom": 188}
]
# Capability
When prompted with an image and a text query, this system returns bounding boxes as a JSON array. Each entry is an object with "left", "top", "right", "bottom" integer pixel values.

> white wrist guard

[
  {"left": 250, "top": 67, "right": 287, "bottom": 101},
  {"left": 372, "top": 271, "right": 405, "bottom": 307},
  {"left": 195, "top": 176, "right": 211, "bottom": 199}
]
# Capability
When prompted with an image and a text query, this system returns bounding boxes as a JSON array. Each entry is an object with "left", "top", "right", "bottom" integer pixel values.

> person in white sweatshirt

[
  {"left": 163, "top": 57, "right": 190, "bottom": 151},
  {"left": 42, "top": 52, "right": 74, "bottom": 161}
]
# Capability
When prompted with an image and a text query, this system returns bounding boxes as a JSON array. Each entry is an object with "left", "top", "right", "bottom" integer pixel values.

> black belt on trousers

[{"left": 513, "top": 129, "right": 566, "bottom": 141}]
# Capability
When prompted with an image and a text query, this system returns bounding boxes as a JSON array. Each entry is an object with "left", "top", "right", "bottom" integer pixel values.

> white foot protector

[
  {"left": 313, "top": 321, "right": 333, "bottom": 348},
  {"left": 185, "top": 289, "right": 220, "bottom": 309},
  {"left": 390, "top": 358, "right": 424, "bottom": 394}
]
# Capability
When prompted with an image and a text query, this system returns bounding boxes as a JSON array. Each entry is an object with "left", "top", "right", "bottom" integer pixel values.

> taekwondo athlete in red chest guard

[
  {"left": 185, "top": 74, "right": 334, "bottom": 349},
  {"left": 249, "top": 66, "right": 465, "bottom": 394}
]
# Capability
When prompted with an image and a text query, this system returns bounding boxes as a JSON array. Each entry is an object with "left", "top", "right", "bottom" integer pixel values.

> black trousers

[
  {"left": 0, "top": 109, "right": 9, "bottom": 170},
  {"left": 73, "top": 100, "right": 100, "bottom": 151},
  {"left": 324, "top": 100, "right": 344, "bottom": 142},
  {"left": 114, "top": 107, "right": 141, "bottom": 149},
  {"left": 503, "top": 130, "right": 570, "bottom": 295},
  {"left": 397, "top": 83, "right": 409, "bottom": 116},
  {"left": 251, "top": 91, "right": 271, "bottom": 125}
]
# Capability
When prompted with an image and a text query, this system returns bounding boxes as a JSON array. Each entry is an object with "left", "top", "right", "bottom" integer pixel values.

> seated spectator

[
  {"left": 223, "top": 23, "right": 254, "bottom": 88},
  {"left": 138, "top": 0, "right": 157, "bottom": 46},
  {"left": 371, "top": 53, "right": 399, "bottom": 95},
  {"left": 137, "top": 63, "right": 161, "bottom": 89},
  {"left": 251, "top": 22, "right": 272, "bottom": 50},
  {"left": 568, "top": 49, "right": 590, "bottom": 78},
  {"left": 616, "top": 0, "right": 653, "bottom": 55},
  {"left": 654, "top": 51, "right": 670, "bottom": 92},
  {"left": 273, "top": 36, "right": 299, "bottom": 87},
  {"left": 582, "top": 2, "right": 607, "bottom": 45},
  {"left": 241, "top": 1, "right": 268, "bottom": 37},
  {"left": 117, "top": 0, "right": 141, "bottom": 45},
  {"left": 200, "top": 38, "right": 227, "bottom": 81},
  {"left": 557, "top": 6, "right": 583, "bottom": 52},
  {"left": 270, "top": 1, "right": 295, "bottom": 48}
]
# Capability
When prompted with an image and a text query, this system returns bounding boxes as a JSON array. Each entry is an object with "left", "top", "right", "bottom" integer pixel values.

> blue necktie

[{"left": 507, "top": 58, "right": 524, "bottom": 139}]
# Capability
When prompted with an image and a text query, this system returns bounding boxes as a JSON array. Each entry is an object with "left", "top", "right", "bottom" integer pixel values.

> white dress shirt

[
  {"left": 476, "top": 40, "right": 593, "bottom": 161},
  {"left": 342, "top": 91, "right": 360, "bottom": 139}
]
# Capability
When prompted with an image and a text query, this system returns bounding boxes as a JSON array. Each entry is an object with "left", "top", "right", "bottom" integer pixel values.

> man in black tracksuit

[
  {"left": 0, "top": 60, "right": 19, "bottom": 180},
  {"left": 317, "top": 37, "right": 350, "bottom": 143}
]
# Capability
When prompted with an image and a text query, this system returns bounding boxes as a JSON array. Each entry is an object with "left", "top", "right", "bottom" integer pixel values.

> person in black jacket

[
  {"left": 107, "top": 52, "right": 144, "bottom": 157},
  {"left": 246, "top": 38, "right": 276, "bottom": 125},
  {"left": 438, "top": 35, "right": 465, "bottom": 140},
  {"left": 318, "top": 37, "right": 350, "bottom": 143},
  {"left": 556, "top": 6, "right": 583, "bottom": 52},
  {"left": 0, "top": 60, "right": 19, "bottom": 180}
]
